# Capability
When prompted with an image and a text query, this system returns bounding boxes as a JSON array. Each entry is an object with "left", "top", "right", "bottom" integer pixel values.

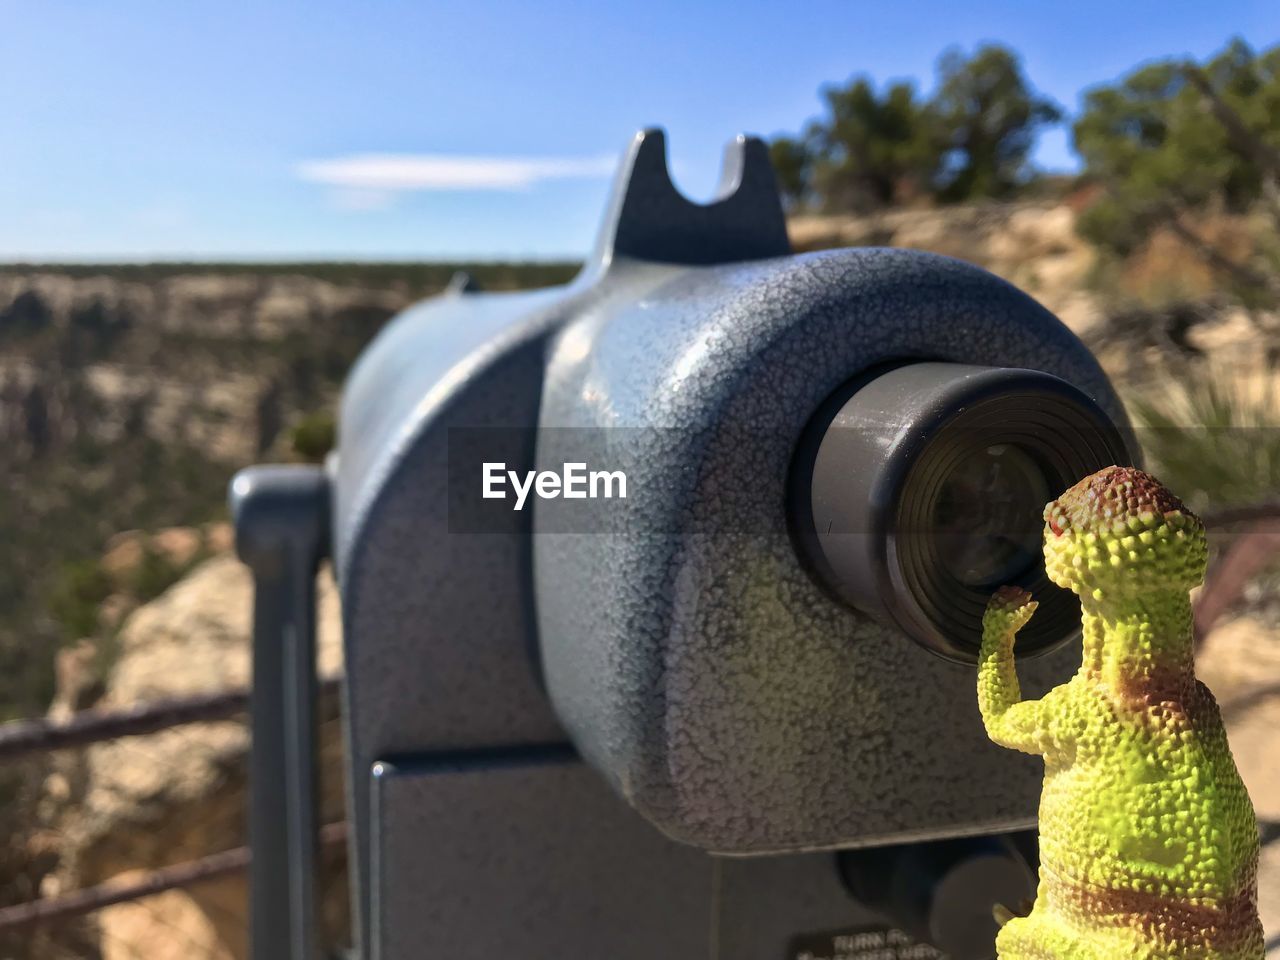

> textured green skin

[{"left": 978, "top": 466, "right": 1263, "bottom": 959}]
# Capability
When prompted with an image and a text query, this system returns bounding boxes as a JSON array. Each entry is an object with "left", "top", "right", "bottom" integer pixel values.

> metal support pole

[{"left": 230, "top": 465, "right": 330, "bottom": 960}]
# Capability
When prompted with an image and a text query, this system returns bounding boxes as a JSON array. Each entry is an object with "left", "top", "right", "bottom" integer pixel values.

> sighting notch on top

[{"left": 590, "top": 127, "right": 791, "bottom": 269}]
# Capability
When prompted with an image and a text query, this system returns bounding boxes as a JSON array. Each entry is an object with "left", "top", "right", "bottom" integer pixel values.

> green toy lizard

[{"left": 978, "top": 465, "right": 1264, "bottom": 959}]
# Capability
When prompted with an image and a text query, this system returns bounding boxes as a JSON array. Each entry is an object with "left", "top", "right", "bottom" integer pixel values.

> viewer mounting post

[{"left": 231, "top": 464, "right": 330, "bottom": 960}]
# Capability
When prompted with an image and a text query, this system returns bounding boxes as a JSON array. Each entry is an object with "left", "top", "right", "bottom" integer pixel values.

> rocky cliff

[
  {"left": 34, "top": 542, "right": 348, "bottom": 959},
  {"left": 0, "top": 260, "right": 578, "bottom": 957},
  {"left": 0, "top": 271, "right": 408, "bottom": 470},
  {"left": 0, "top": 264, "right": 577, "bottom": 713}
]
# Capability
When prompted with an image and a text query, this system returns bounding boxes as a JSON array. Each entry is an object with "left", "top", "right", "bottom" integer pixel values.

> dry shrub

[{"left": 1116, "top": 212, "right": 1261, "bottom": 305}]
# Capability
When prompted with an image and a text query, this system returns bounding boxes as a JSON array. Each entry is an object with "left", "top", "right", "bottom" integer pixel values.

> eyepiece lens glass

[{"left": 931, "top": 444, "right": 1049, "bottom": 588}]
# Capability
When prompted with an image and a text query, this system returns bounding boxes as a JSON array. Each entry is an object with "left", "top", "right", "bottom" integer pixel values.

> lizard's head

[{"left": 1041, "top": 466, "right": 1206, "bottom": 603}]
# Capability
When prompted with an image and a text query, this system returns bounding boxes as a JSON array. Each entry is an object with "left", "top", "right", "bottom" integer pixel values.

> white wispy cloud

[{"left": 295, "top": 152, "right": 617, "bottom": 194}]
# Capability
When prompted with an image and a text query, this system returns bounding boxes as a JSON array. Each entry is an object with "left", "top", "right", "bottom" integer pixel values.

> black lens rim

[
  {"left": 888, "top": 388, "right": 1126, "bottom": 660},
  {"left": 797, "top": 363, "right": 1133, "bottom": 664}
]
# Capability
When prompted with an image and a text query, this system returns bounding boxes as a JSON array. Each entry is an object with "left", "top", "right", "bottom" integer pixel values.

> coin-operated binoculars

[{"left": 232, "top": 128, "right": 1136, "bottom": 960}]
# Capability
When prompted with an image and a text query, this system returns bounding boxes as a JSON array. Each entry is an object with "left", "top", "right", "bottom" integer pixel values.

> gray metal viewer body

[{"left": 233, "top": 128, "right": 1137, "bottom": 960}]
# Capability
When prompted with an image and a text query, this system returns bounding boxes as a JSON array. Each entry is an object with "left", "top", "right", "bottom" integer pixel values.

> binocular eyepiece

[{"left": 794, "top": 361, "right": 1130, "bottom": 662}]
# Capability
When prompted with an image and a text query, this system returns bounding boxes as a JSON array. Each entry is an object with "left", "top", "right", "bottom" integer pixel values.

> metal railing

[{"left": 0, "top": 674, "right": 346, "bottom": 957}]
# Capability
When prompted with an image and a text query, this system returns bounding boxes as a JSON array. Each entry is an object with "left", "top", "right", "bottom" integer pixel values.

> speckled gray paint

[
  {"left": 369, "top": 751, "right": 714, "bottom": 959},
  {"left": 334, "top": 284, "right": 574, "bottom": 951},
  {"left": 533, "top": 249, "right": 1136, "bottom": 854},
  {"left": 332, "top": 256, "right": 708, "bottom": 949},
  {"left": 330, "top": 130, "right": 796, "bottom": 950},
  {"left": 330, "top": 127, "right": 1136, "bottom": 953}
]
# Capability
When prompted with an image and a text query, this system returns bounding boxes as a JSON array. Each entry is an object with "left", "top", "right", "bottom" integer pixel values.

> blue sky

[{"left": 2, "top": 1, "right": 1275, "bottom": 262}]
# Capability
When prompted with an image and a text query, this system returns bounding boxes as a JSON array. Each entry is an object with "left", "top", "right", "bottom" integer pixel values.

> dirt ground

[{"left": 1197, "top": 615, "right": 1280, "bottom": 955}]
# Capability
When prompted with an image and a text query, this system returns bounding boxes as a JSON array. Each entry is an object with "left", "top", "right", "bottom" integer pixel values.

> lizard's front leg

[{"left": 978, "top": 586, "right": 1056, "bottom": 757}]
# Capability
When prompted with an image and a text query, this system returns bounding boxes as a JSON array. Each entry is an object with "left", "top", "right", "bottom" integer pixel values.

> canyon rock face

[
  {"left": 0, "top": 268, "right": 410, "bottom": 735},
  {"left": 0, "top": 261, "right": 570, "bottom": 958},
  {"left": 0, "top": 271, "right": 408, "bottom": 466},
  {"left": 37, "top": 547, "right": 347, "bottom": 960}
]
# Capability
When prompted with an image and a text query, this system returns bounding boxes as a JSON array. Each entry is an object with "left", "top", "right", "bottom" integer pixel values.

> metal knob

[{"left": 838, "top": 832, "right": 1037, "bottom": 960}]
